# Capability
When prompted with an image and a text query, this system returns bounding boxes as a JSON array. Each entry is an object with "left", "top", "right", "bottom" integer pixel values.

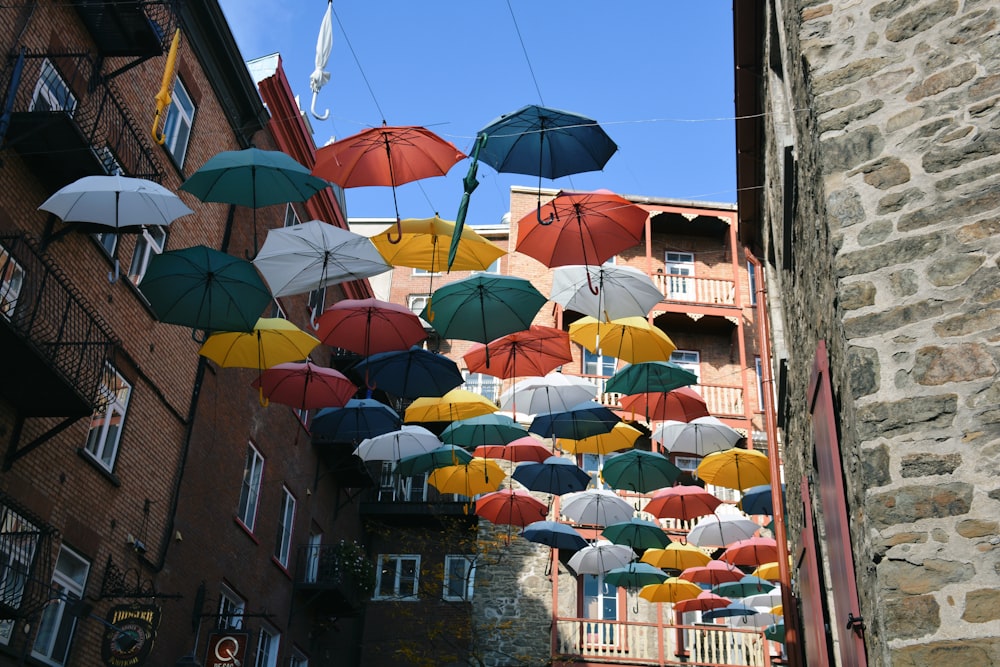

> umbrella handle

[
  {"left": 536, "top": 204, "right": 555, "bottom": 226},
  {"left": 310, "top": 92, "right": 330, "bottom": 121},
  {"left": 385, "top": 218, "right": 403, "bottom": 244},
  {"left": 309, "top": 305, "right": 321, "bottom": 331},
  {"left": 107, "top": 258, "right": 120, "bottom": 284},
  {"left": 258, "top": 385, "right": 270, "bottom": 408}
]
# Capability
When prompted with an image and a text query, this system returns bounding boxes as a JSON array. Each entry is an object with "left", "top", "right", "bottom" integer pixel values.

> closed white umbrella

[
  {"left": 353, "top": 425, "right": 442, "bottom": 462},
  {"left": 568, "top": 541, "right": 635, "bottom": 575},
  {"left": 310, "top": 0, "right": 334, "bottom": 120},
  {"left": 550, "top": 264, "right": 663, "bottom": 321}
]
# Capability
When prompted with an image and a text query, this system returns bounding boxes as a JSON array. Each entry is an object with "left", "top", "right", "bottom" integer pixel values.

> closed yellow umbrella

[
  {"left": 428, "top": 458, "right": 506, "bottom": 497},
  {"left": 641, "top": 541, "right": 712, "bottom": 571},
  {"left": 639, "top": 577, "right": 704, "bottom": 604},
  {"left": 569, "top": 316, "right": 676, "bottom": 364},
  {"left": 696, "top": 448, "right": 771, "bottom": 491},
  {"left": 371, "top": 216, "right": 505, "bottom": 272},
  {"left": 559, "top": 422, "right": 643, "bottom": 455},
  {"left": 405, "top": 388, "right": 498, "bottom": 423}
]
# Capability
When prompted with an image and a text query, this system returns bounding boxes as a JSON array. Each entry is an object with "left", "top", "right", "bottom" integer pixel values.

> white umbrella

[
  {"left": 560, "top": 489, "right": 635, "bottom": 527},
  {"left": 310, "top": 0, "right": 334, "bottom": 120},
  {"left": 550, "top": 264, "right": 664, "bottom": 321},
  {"left": 651, "top": 416, "right": 744, "bottom": 457},
  {"left": 686, "top": 512, "right": 761, "bottom": 548},
  {"left": 498, "top": 372, "right": 597, "bottom": 416},
  {"left": 728, "top": 612, "right": 783, "bottom": 629},
  {"left": 740, "top": 586, "right": 783, "bottom": 610},
  {"left": 568, "top": 540, "right": 635, "bottom": 575},
  {"left": 353, "top": 425, "right": 442, "bottom": 462}
]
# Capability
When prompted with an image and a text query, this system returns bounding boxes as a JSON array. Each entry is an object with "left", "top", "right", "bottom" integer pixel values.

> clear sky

[{"left": 219, "top": 1, "right": 736, "bottom": 227}]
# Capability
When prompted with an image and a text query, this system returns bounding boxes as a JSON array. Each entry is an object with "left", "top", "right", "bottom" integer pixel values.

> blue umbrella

[
  {"left": 512, "top": 456, "right": 591, "bottom": 495},
  {"left": 311, "top": 398, "right": 400, "bottom": 444},
  {"left": 395, "top": 444, "right": 473, "bottom": 477},
  {"left": 351, "top": 346, "right": 464, "bottom": 399},
  {"left": 702, "top": 602, "right": 762, "bottom": 621},
  {"left": 741, "top": 483, "right": 785, "bottom": 516},
  {"left": 529, "top": 400, "right": 620, "bottom": 440},
  {"left": 521, "top": 520, "right": 588, "bottom": 551},
  {"left": 604, "top": 562, "right": 668, "bottom": 590}
]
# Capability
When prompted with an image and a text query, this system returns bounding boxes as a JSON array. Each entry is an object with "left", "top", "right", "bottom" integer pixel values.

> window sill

[
  {"left": 271, "top": 556, "right": 292, "bottom": 580},
  {"left": 76, "top": 448, "right": 121, "bottom": 487},
  {"left": 233, "top": 517, "right": 260, "bottom": 545}
]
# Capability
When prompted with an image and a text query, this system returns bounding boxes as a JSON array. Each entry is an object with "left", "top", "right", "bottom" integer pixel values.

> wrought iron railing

[{"left": 0, "top": 492, "right": 57, "bottom": 622}]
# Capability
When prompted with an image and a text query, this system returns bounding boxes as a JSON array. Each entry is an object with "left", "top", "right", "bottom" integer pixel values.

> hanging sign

[
  {"left": 205, "top": 632, "right": 249, "bottom": 667},
  {"left": 101, "top": 604, "right": 160, "bottom": 667}
]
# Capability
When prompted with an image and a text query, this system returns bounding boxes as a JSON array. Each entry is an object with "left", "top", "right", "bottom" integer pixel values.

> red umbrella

[
  {"left": 719, "top": 536, "right": 779, "bottom": 567},
  {"left": 474, "top": 436, "right": 553, "bottom": 463},
  {"left": 644, "top": 485, "right": 723, "bottom": 521},
  {"left": 315, "top": 298, "right": 426, "bottom": 357},
  {"left": 674, "top": 591, "right": 733, "bottom": 614},
  {"left": 618, "top": 387, "right": 710, "bottom": 423},
  {"left": 475, "top": 489, "right": 548, "bottom": 527},
  {"left": 250, "top": 361, "right": 357, "bottom": 410},
  {"left": 679, "top": 560, "right": 746, "bottom": 586},
  {"left": 463, "top": 325, "right": 574, "bottom": 380}
]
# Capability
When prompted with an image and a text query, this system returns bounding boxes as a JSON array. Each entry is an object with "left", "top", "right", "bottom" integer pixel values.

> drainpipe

[{"left": 0, "top": 48, "right": 26, "bottom": 152}]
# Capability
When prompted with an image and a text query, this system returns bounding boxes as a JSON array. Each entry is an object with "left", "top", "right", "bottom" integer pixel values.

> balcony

[
  {"left": 293, "top": 544, "right": 371, "bottom": 618},
  {"left": 72, "top": 0, "right": 179, "bottom": 58},
  {"left": 653, "top": 274, "right": 735, "bottom": 307},
  {"left": 0, "top": 492, "right": 57, "bottom": 622}
]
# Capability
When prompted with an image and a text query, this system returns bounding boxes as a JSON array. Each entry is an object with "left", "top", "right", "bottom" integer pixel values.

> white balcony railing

[{"left": 654, "top": 274, "right": 736, "bottom": 305}]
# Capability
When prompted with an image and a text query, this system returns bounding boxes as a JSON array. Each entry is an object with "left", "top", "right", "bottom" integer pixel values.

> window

[
  {"left": 237, "top": 444, "right": 264, "bottom": 531},
  {"left": 305, "top": 533, "right": 322, "bottom": 584},
  {"left": 289, "top": 648, "right": 308, "bottom": 667},
  {"left": 747, "top": 261, "right": 757, "bottom": 305},
  {"left": 31, "top": 546, "right": 89, "bottom": 665},
  {"left": 83, "top": 365, "right": 131, "bottom": 471},
  {"left": 218, "top": 586, "right": 245, "bottom": 630},
  {"left": 0, "top": 507, "right": 40, "bottom": 645},
  {"left": 670, "top": 350, "right": 701, "bottom": 383},
  {"left": 580, "top": 453, "right": 605, "bottom": 489},
  {"left": 128, "top": 225, "right": 167, "bottom": 286},
  {"left": 412, "top": 267, "right": 440, "bottom": 276},
  {"left": 0, "top": 245, "right": 25, "bottom": 320},
  {"left": 374, "top": 554, "right": 419, "bottom": 600},
  {"left": 443, "top": 555, "right": 475, "bottom": 601},
  {"left": 30, "top": 59, "right": 76, "bottom": 114},
  {"left": 162, "top": 78, "right": 194, "bottom": 166},
  {"left": 378, "top": 462, "right": 427, "bottom": 502},
  {"left": 283, "top": 204, "right": 301, "bottom": 228},
  {"left": 664, "top": 251, "right": 695, "bottom": 301},
  {"left": 274, "top": 487, "right": 296, "bottom": 568},
  {"left": 755, "top": 356, "right": 764, "bottom": 413},
  {"left": 254, "top": 624, "right": 280, "bottom": 667},
  {"left": 674, "top": 456, "right": 701, "bottom": 473},
  {"left": 461, "top": 371, "right": 500, "bottom": 403},
  {"left": 582, "top": 573, "right": 618, "bottom": 646},
  {"left": 472, "top": 257, "right": 501, "bottom": 274},
  {"left": 96, "top": 145, "right": 123, "bottom": 176},
  {"left": 407, "top": 294, "right": 431, "bottom": 317}
]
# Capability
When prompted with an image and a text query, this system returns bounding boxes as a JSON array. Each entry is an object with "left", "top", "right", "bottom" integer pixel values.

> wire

[
  {"left": 505, "top": 0, "right": 544, "bottom": 106},
  {"left": 329, "top": 4, "right": 385, "bottom": 124}
]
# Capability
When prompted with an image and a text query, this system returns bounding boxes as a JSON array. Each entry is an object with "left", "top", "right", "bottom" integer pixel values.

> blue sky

[{"left": 219, "top": 1, "right": 735, "bottom": 227}]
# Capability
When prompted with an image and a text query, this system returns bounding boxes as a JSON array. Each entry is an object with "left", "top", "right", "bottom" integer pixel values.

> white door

[{"left": 665, "top": 252, "right": 695, "bottom": 301}]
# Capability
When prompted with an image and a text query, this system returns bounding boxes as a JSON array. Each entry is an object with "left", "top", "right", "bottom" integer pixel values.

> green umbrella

[
  {"left": 600, "top": 449, "right": 681, "bottom": 493},
  {"left": 602, "top": 518, "right": 671, "bottom": 550},
  {"left": 440, "top": 413, "right": 528, "bottom": 449},
  {"left": 395, "top": 444, "right": 473, "bottom": 477},
  {"left": 448, "top": 133, "right": 485, "bottom": 271},
  {"left": 765, "top": 621, "right": 785, "bottom": 643},
  {"left": 604, "top": 562, "right": 669, "bottom": 590},
  {"left": 138, "top": 245, "right": 272, "bottom": 333},
  {"left": 422, "top": 274, "right": 546, "bottom": 344},
  {"left": 605, "top": 361, "right": 699, "bottom": 396}
]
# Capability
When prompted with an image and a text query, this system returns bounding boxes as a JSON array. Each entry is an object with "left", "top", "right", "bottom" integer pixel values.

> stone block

[
  {"left": 839, "top": 281, "right": 877, "bottom": 310},
  {"left": 878, "top": 188, "right": 924, "bottom": 215},
  {"left": 827, "top": 187, "right": 866, "bottom": 227},
  {"left": 821, "top": 126, "right": 885, "bottom": 172},
  {"left": 963, "top": 588, "right": 1000, "bottom": 622},
  {"left": 900, "top": 452, "right": 961, "bottom": 477},
  {"left": 932, "top": 307, "right": 1000, "bottom": 337},
  {"left": 883, "top": 593, "right": 940, "bottom": 639},
  {"left": 854, "top": 156, "right": 911, "bottom": 189},
  {"left": 923, "top": 130, "right": 1000, "bottom": 173},
  {"left": 863, "top": 442, "right": 891, "bottom": 487},
  {"left": 848, "top": 345, "right": 880, "bottom": 397},
  {"left": 836, "top": 232, "right": 942, "bottom": 279},
  {"left": 926, "top": 254, "right": 984, "bottom": 286},
  {"left": 891, "top": 638, "right": 1000, "bottom": 666},
  {"left": 869, "top": 482, "right": 972, "bottom": 528},
  {"left": 858, "top": 219, "right": 893, "bottom": 245},
  {"left": 888, "top": 269, "right": 920, "bottom": 297},
  {"left": 913, "top": 344, "right": 996, "bottom": 385},
  {"left": 957, "top": 518, "right": 999, "bottom": 538},
  {"left": 906, "top": 62, "right": 978, "bottom": 102},
  {"left": 885, "top": 0, "right": 959, "bottom": 43}
]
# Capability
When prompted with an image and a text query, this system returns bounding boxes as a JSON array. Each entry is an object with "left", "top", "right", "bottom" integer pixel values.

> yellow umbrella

[
  {"left": 770, "top": 604, "right": 784, "bottom": 615},
  {"left": 568, "top": 316, "right": 676, "bottom": 364},
  {"left": 639, "top": 577, "right": 704, "bottom": 604},
  {"left": 405, "top": 388, "right": 498, "bottom": 423},
  {"left": 752, "top": 557, "right": 791, "bottom": 582},
  {"left": 559, "top": 422, "right": 643, "bottom": 455},
  {"left": 371, "top": 216, "right": 505, "bottom": 272},
  {"left": 641, "top": 541, "right": 712, "bottom": 571},
  {"left": 696, "top": 448, "right": 771, "bottom": 491},
  {"left": 428, "top": 458, "right": 506, "bottom": 496}
]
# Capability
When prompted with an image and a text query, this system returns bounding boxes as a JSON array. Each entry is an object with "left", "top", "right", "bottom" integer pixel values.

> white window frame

[
  {"left": 305, "top": 533, "right": 322, "bottom": 584},
  {"left": 580, "top": 453, "right": 606, "bottom": 490},
  {"left": 31, "top": 546, "right": 89, "bottom": 665},
  {"left": 83, "top": 364, "right": 131, "bottom": 471},
  {"left": 471, "top": 257, "right": 501, "bottom": 275},
  {"left": 747, "top": 261, "right": 757, "bottom": 305},
  {"left": 0, "top": 245, "right": 25, "bottom": 321},
  {"left": 378, "top": 461, "right": 428, "bottom": 502},
  {"left": 664, "top": 251, "right": 695, "bottom": 301},
  {"left": 254, "top": 623, "right": 280, "bottom": 667},
  {"left": 237, "top": 443, "right": 264, "bottom": 532},
  {"left": 163, "top": 78, "right": 194, "bottom": 167},
  {"left": 582, "top": 572, "right": 619, "bottom": 646},
  {"left": 30, "top": 59, "right": 77, "bottom": 114},
  {"left": 374, "top": 554, "right": 420, "bottom": 601},
  {"left": 218, "top": 585, "right": 245, "bottom": 630},
  {"left": 274, "top": 487, "right": 296, "bottom": 568},
  {"left": 128, "top": 225, "right": 167, "bottom": 286},
  {"left": 755, "top": 356, "right": 765, "bottom": 412},
  {"left": 461, "top": 371, "right": 500, "bottom": 403},
  {"left": 673, "top": 456, "right": 701, "bottom": 473},
  {"left": 289, "top": 647, "right": 308, "bottom": 667},
  {"left": 407, "top": 294, "right": 431, "bottom": 317},
  {"left": 0, "top": 507, "right": 39, "bottom": 645},
  {"left": 670, "top": 350, "right": 701, "bottom": 383},
  {"left": 412, "top": 267, "right": 441, "bottom": 277},
  {"left": 442, "top": 555, "right": 476, "bottom": 601},
  {"left": 283, "top": 204, "right": 301, "bottom": 228}
]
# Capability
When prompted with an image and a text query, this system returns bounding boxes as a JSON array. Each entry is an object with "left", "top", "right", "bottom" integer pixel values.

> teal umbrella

[
  {"left": 422, "top": 274, "right": 546, "bottom": 344},
  {"left": 440, "top": 413, "right": 528, "bottom": 449},
  {"left": 605, "top": 361, "right": 699, "bottom": 396},
  {"left": 600, "top": 449, "right": 681, "bottom": 493},
  {"left": 604, "top": 562, "right": 668, "bottom": 590},
  {"left": 602, "top": 518, "right": 671, "bottom": 550},
  {"left": 765, "top": 621, "right": 786, "bottom": 643},
  {"left": 712, "top": 575, "right": 776, "bottom": 599},
  {"left": 395, "top": 444, "right": 473, "bottom": 477}
]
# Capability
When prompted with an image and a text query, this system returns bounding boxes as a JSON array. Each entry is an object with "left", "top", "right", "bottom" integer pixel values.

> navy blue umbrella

[
  {"left": 741, "top": 483, "right": 784, "bottom": 516},
  {"left": 311, "top": 398, "right": 400, "bottom": 444},
  {"left": 521, "top": 520, "right": 589, "bottom": 551},
  {"left": 352, "top": 346, "right": 464, "bottom": 399},
  {"left": 529, "top": 400, "right": 620, "bottom": 440},
  {"left": 512, "top": 456, "right": 591, "bottom": 495}
]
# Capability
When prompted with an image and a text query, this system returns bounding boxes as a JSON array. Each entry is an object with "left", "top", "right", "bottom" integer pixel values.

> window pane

[
  {"left": 377, "top": 557, "right": 397, "bottom": 598},
  {"left": 237, "top": 446, "right": 264, "bottom": 530},
  {"left": 32, "top": 548, "right": 89, "bottom": 663}
]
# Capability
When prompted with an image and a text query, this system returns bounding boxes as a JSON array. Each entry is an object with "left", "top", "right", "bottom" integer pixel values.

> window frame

[
  {"left": 461, "top": 371, "right": 500, "bottom": 403},
  {"left": 664, "top": 251, "right": 695, "bottom": 301},
  {"left": 442, "top": 555, "right": 476, "bottom": 602},
  {"left": 30, "top": 546, "right": 90, "bottom": 666},
  {"left": 274, "top": 486, "right": 296, "bottom": 568},
  {"left": 162, "top": 77, "right": 195, "bottom": 167},
  {"left": 288, "top": 647, "right": 308, "bottom": 667},
  {"left": 83, "top": 364, "right": 132, "bottom": 472},
  {"left": 237, "top": 443, "right": 265, "bottom": 532},
  {"left": 406, "top": 294, "right": 431, "bottom": 316},
  {"left": 30, "top": 59, "right": 77, "bottom": 114},
  {"left": 373, "top": 554, "right": 420, "bottom": 601},
  {"left": 253, "top": 623, "right": 280, "bottom": 667},
  {"left": 669, "top": 350, "right": 701, "bottom": 383},
  {"left": 218, "top": 585, "right": 245, "bottom": 630},
  {"left": 127, "top": 225, "right": 167, "bottom": 286},
  {"left": 747, "top": 260, "right": 757, "bottom": 305},
  {"left": 0, "top": 507, "right": 40, "bottom": 645},
  {"left": 0, "top": 244, "right": 25, "bottom": 321}
]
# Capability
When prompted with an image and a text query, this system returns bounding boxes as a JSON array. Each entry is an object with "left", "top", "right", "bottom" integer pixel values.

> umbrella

[
  {"left": 311, "top": 398, "right": 401, "bottom": 443},
  {"left": 751, "top": 561, "right": 784, "bottom": 582},
  {"left": 604, "top": 562, "right": 669, "bottom": 591},
  {"left": 529, "top": 401, "right": 621, "bottom": 441},
  {"left": 686, "top": 513, "right": 761, "bottom": 548},
  {"left": 475, "top": 489, "right": 548, "bottom": 527},
  {"left": 712, "top": 576, "right": 775, "bottom": 600},
  {"left": 521, "top": 520, "right": 588, "bottom": 551},
  {"left": 353, "top": 425, "right": 442, "bottom": 462},
  {"left": 316, "top": 298, "right": 426, "bottom": 358},
  {"left": 138, "top": 245, "right": 272, "bottom": 333},
  {"left": 558, "top": 423, "right": 643, "bottom": 456},
  {"left": 740, "top": 587, "right": 784, "bottom": 610},
  {"left": 252, "top": 220, "right": 390, "bottom": 300},
  {"left": 719, "top": 536, "right": 780, "bottom": 567},
  {"left": 644, "top": 485, "right": 723, "bottom": 522},
  {"left": 498, "top": 372, "right": 597, "bottom": 416},
  {"left": 351, "top": 346, "right": 464, "bottom": 399},
  {"left": 602, "top": 518, "right": 671, "bottom": 550},
  {"left": 652, "top": 416, "right": 745, "bottom": 457},
  {"left": 765, "top": 622, "right": 786, "bottom": 643},
  {"left": 600, "top": 449, "right": 681, "bottom": 493},
  {"left": 423, "top": 274, "right": 546, "bottom": 345},
  {"left": 395, "top": 444, "right": 473, "bottom": 477},
  {"left": 474, "top": 436, "right": 552, "bottom": 463},
  {"left": 550, "top": 264, "right": 663, "bottom": 322},
  {"left": 371, "top": 215, "right": 505, "bottom": 273},
  {"left": 741, "top": 483, "right": 784, "bottom": 516},
  {"left": 309, "top": 0, "right": 333, "bottom": 120},
  {"left": 674, "top": 591, "right": 734, "bottom": 614},
  {"left": 441, "top": 414, "right": 528, "bottom": 449},
  {"left": 640, "top": 542, "right": 712, "bottom": 571},
  {"left": 570, "top": 318, "right": 677, "bottom": 365},
  {"left": 604, "top": 361, "right": 697, "bottom": 396},
  {"left": 311, "top": 124, "right": 466, "bottom": 234},
  {"left": 568, "top": 541, "right": 635, "bottom": 575},
  {"left": 404, "top": 389, "right": 498, "bottom": 424},
  {"left": 250, "top": 361, "right": 356, "bottom": 410},
  {"left": 512, "top": 456, "right": 591, "bottom": 496},
  {"left": 696, "top": 448, "right": 771, "bottom": 491},
  {"left": 560, "top": 489, "right": 634, "bottom": 527},
  {"left": 463, "top": 326, "right": 573, "bottom": 380},
  {"left": 638, "top": 578, "right": 703, "bottom": 604},
  {"left": 427, "top": 458, "right": 506, "bottom": 497},
  {"left": 679, "top": 561, "right": 746, "bottom": 587},
  {"left": 39, "top": 174, "right": 193, "bottom": 281},
  {"left": 702, "top": 602, "right": 763, "bottom": 622},
  {"left": 618, "top": 387, "right": 710, "bottom": 423}
]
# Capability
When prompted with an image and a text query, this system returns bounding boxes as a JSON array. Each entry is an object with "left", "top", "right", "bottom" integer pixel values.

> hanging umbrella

[
  {"left": 463, "top": 326, "right": 573, "bottom": 380},
  {"left": 765, "top": 622, "right": 786, "bottom": 643},
  {"left": 474, "top": 489, "right": 547, "bottom": 527},
  {"left": 604, "top": 361, "right": 696, "bottom": 396},
  {"left": 560, "top": 489, "right": 635, "bottom": 527},
  {"left": 521, "top": 520, "right": 588, "bottom": 552},
  {"left": 702, "top": 602, "right": 763, "bottom": 622},
  {"left": 198, "top": 317, "right": 319, "bottom": 374},
  {"left": 568, "top": 541, "right": 635, "bottom": 575},
  {"left": 351, "top": 346, "right": 464, "bottom": 399},
  {"left": 250, "top": 361, "right": 356, "bottom": 410},
  {"left": 638, "top": 577, "right": 704, "bottom": 604},
  {"left": 395, "top": 444, "right": 473, "bottom": 477},
  {"left": 602, "top": 518, "right": 671, "bottom": 550},
  {"left": 719, "top": 536, "right": 780, "bottom": 567},
  {"left": 423, "top": 274, "right": 546, "bottom": 345},
  {"left": 474, "top": 436, "right": 552, "bottom": 464},
  {"left": 512, "top": 456, "right": 591, "bottom": 496},
  {"left": 530, "top": 401, "right": 621, "bottom": 441},
  {"left": 674, "top": 591, "right": 734, "bottom": 614},
  {"left": 315, "top": 298, "right": 427, "bottom": 358},
  {"left": 441, "top": 413, "right": 528, "bottom": 449},
  {"left": 644, "top": 485, "right": 723, "bottom": 522},
  {"left": 679, "top": 561, "right": 746, "bottom": 587},
  {"left": 600, "top": 449, "right": 681, "bottom": 493},
  {"left": 570, "top": 318, "right": 677, "bottom": 365},
  {"left": 618, "top": 387, "right": 710, "bottom": 423},
  {"left": 558, "top": 423, "right": 642, "bottom": 456},
  {"left": 309, "top": 0, "right": 333, "bottom": 121},
  {"left": 139, "top": 245, "right": 271, "bottom": 333},
  {"left": 751, "top": 561, "right": 784, "bottom": 583},
  {"left": 740, "top": 586, "right": 784, "bottom": 610},
  {"left": 711, "top": 576, "right": 776, "bottom": 600},
  {"left": 652, "top": 416, "right": 745, "bottom": 457},
  {"left": 39, "top": 174, "right": 193, "bottom": 281},
  {"left": 686, "top": 513, "right": 761, "bottom": 549},
  {"left": 427, "top": 458, "right": 506, "bottom": 497},
  {"left": 696, "top": 449, "right": 771, "bottom": 491},
  {"left": 311, "top": 398, "right": 401, "bottom": 444},
  {"left": 550, "top": 264, "right": 663, "bottom": 322},
  {"left": 371, "top": 215, "right": 505, "bottom": 272},
  {"left": 604, "top": 562, "right": 669, "bottom": 591},
  {"left": 498, "top": 372, "right": 598, "bottom": 416},
  {"left": 741, "top": 483, "right": 784, "bottom": 516},
  {"left": 641, "top": 542, "right": 712, "bottom": 571},
  {"left": 404, "top": 389, "right": 498, "bottom": 424},
  {"left": 353, "top": 425, "right": 442, "bottom": 462}
]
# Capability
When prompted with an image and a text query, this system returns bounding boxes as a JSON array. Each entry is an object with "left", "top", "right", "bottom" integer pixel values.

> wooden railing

[
  {"left": 598, "top": 384, "right": 745, "bottom": 418},
  {"left": 653, "top": 274, "right": 736, "bottom": 306}
]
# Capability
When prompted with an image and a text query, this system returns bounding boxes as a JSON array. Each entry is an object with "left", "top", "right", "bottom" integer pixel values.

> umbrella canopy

[
  {"left": 474, "top": 436, "right": 552, "bottom": 463},
  {"left": 638, "top": 577, "right": 703, "bottom": 604},
  {"left": 679, "top": 561, "right": 746, "bottom": 587},
  {"left": 674, "top": 591, "right": 734, "bottom": 614},
  {"left": 521, "top": 520, "right": 588, "bottom": 551},
  {"left": 423, "top": 274, "right": 546, "bottom": 344},
  {"left": 741, "top": 483, "right": 784, "bottom": 516},
  {"left": 550, "top": 264, "right": 663, "bottom": 322},
  {"left": 711, "top": 576, "right": 776, "bottom": 599},
  {"left": 719, "top": 536, "right": 780, "bottom": 567},
  {"left": 250, "top": 361, "right": 356, "bottom": 410},
  {"left": 751, "top": 561, "right": 784, "bottom": 582},
  {"left": 740, "top": 587, "right": 784, "bottom": 610},
  {"left": 600, "top": 449, "right": 680, "bottom": 493},
  {"left": 605, "top": 361, "right": 697, "bottom": 396},
  {"left": 559, "top": 423, "right": 643, "bottom": 455},
  {"left": 311, "top": 398, "right": 401, "bottom": 443},
  {"left": 198, "top": 318, "right": 320, "bottom": 372},
  {"left": 395, "top": 444, "right": 472, "bottom": 477},
  {"left": 529, "top": 401, "right": 621, "bottom": 441},
  {"left": 441, "top": 413, "right": 528, "bottom": 449},
  {"left": 181, "top": 147, "right": 329, "bottom": 208},
  {"left": 475, "top": 489, "right": 548, "bottom": 527},
  {"left": 765, "top": 622, "right": 786, "bottom": 643},
  {"left": 696, "top": 449, "right": 771, "bottom": 491},
  {"left": 316, "top": 298, "right": 426, "bottom": 358},
  {"left": 308, "top": 0, "right": 333, "bottom": 120},
  {"left": 353, "top": 425, "right": 442, "bottom": 462},
  {"left": 139, "top": 245, "right": 271, "bottom": 333},
  {"left": 641, "top": 542, "right": 712, "bottom": 571},
  {"left": 252, "top": 220, "right": 390, "bottom": 297},
  {"left": 618, "top": 387, "right": 710, "bottom": 423},
  {"left": 371, "top": 215, "right": 505, "bottom": 273},
  {"left": 604, "top": 562, "right": 669, "bottom": 591},
  {"left": 463, "top": 326, "right": 573, "bottom": 380},
  {"left": 644, "top": 485, "right": 723, "bottom": 522},
  {"left": 512, "top": 456, "right": 591, "bottom": 495},
  {"left": 498, "top": 372, "right": 598, "bottom": 416},
  {"left": 404, "top": 389, "right": 498, "bottom": 424},
  {"left": 568, "top": 541, "right": 636, "bottom": 575},
  {"left": 351, "top": 346, "right": 464, "bottom": 399},
  {"left": 570, "top": 318, "right": 677, "bottom": 365},
  {"left": 560, "top": 489, "right": 635, "bottom": 527},
  {"left": 686, "top": 513, "right": 761, "bottom": 549},
  {"left": 602, "top": 518, "right": 671, "bottom": 550},
  {"left": 427, "top": 458, "right": 506, "bottom": 497},
  {"left": 702, "top": 602, "right": 763, "bottom": 622},
  {"left": 652, "top": 416, "right": 745, "bottom": 457}
]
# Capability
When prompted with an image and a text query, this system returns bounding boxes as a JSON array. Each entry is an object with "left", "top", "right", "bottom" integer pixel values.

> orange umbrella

[
  {"left": 474, "top": 489, "right": 547, "bottom": 527},
  {"left": 618, "top": 387, "right": 710, "bottom": 422},
  {"left": 463, "top": 325, "right": 573, "bottom": 380},
  {"left": 643, "top": 485, "right": 723, "bottom": 521},
  {"left": 680, "top": 560, "right": 746, "bottom": 586},
  {"left": 719, "top": 536, "right": 779, "bottom": 567},
  {"left": 674, "top": 591, "right": 733, "bottom": 614}
]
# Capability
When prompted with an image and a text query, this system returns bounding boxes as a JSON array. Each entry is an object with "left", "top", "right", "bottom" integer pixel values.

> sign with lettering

[
  {"left": 100, "top": 604, "right": 160, "bottom": 667},
  {"left": 205, "top": 632, "right": 249, "bottom": 667}
]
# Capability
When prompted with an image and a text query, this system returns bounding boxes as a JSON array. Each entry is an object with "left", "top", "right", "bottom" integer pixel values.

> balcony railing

[
  {"left": 599, "top": 384, "right": 745, "bottom": 418},
  {"left": 293, "top": 543, "right": 370, "bottom": 617},
  {"left": 0, "top": 492, "right": 57, "bottom": 622},
  {"left": 72, "top": 0, "right": 181, "bottom": 59},
  {"left": 654, "top": 274, "right": 735, "bottom": 306}
]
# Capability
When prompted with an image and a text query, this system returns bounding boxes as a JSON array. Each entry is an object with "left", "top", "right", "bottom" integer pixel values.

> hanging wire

[
  {"left": 505, "top": 0, "right": 545, "bottom": 106},
  {"left": 330, "top": 4, "right": 386, "bottom": 123}
]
